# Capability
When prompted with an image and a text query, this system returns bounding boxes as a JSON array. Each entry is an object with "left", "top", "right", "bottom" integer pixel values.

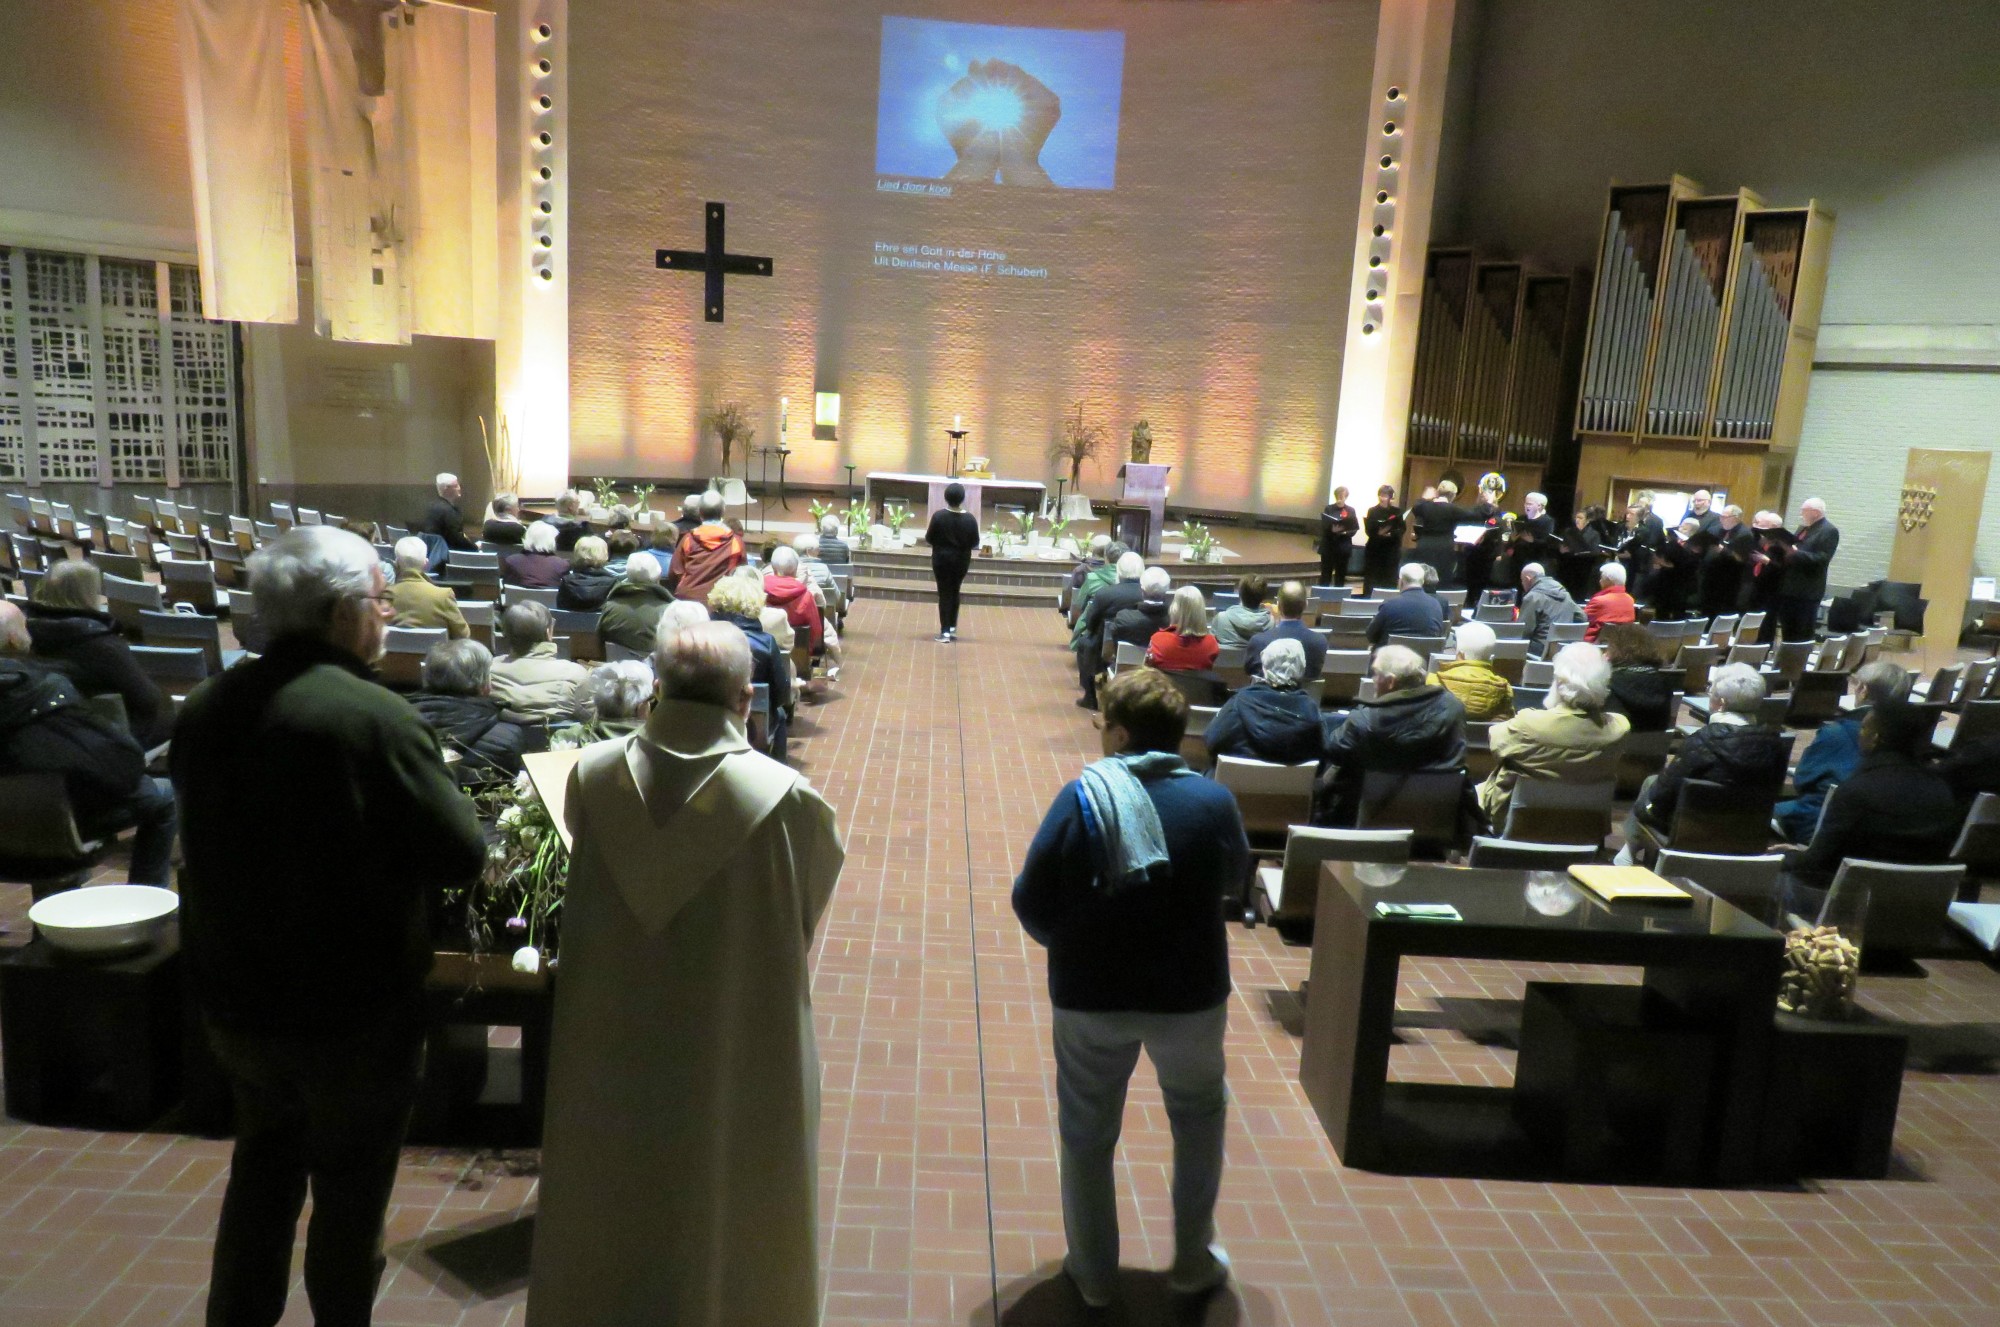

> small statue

[{"left": 1129, "top": 419, "right": 1154, "bottom": 464}]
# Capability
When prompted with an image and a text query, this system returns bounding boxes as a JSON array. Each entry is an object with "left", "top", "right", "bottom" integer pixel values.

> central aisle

[{"left": 793, "top": 599, "right": 1334, "bottom": 1326}]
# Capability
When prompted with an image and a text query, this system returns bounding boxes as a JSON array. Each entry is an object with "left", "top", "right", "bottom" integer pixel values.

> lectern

[{"left": 1117, "top": 463, "right": 1171, "bottom": 556}]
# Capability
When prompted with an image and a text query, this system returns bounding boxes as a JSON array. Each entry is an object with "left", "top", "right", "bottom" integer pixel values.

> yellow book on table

[{"left": 1567, "top": 864, "right": 1691, "bottom": 903}]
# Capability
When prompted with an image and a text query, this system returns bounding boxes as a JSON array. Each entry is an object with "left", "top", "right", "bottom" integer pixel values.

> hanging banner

[
  {"left": 174, "top": 0, "right": 299, "bottom": 324},
  {"left": 397, "top": 3, "right": 499, "bottom": 340}
]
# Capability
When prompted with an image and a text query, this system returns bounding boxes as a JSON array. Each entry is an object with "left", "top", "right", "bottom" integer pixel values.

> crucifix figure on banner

[{"left": 654, "top": 201, "right": 773, "bottom": 322}]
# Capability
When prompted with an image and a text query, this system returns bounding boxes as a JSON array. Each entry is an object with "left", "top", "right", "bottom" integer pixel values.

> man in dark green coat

[
  {"left": 171, "top": 525, "right": 485, "bottom": 1327},
  {"left": 596, "top": 550, "right": 676, "bottom": 656}
]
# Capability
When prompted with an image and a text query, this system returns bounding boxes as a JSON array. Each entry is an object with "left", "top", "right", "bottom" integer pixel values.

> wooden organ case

[
  {"left": 1402, "top": 249, "right": 1587, "bottom": 502},
  {"left": 1572, "top": 176, "right": 1835, "bottom": 517}
]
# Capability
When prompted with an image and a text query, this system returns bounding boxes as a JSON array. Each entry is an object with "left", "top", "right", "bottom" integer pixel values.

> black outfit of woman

[
  {"left": 1460, "top": 501, "right": 1504, "bottom": 600},
  {"left": 1648, "top": 532, "right": 1702, "bottom": 621},
  {"left": 1409, "top": 497, "right": 1465, "bottom": 588},
  {"left": 1558, "top": 520, "right": 1606, "bottom": 600},
  {"left": 1318, "top": 500, "right": 1359, "bottom": 588},
  {"left": 1698, "top": 522, "right": 1755, "bottom": 619},
  {"left": 1362, "top": 501, "right": 1405, "bottom": 596},
  {"left": 925, "top": 506, "right": 980, "bottom": 638}
]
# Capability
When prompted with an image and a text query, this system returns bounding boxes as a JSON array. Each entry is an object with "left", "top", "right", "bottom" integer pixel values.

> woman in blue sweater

[{"left": 1013, "top": 669, "right": 1248, "bottom": 1309}]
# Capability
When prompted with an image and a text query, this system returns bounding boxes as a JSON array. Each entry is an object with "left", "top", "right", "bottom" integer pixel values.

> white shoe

[
  {"left": 825, "top": 666, "right": 841, "bottom": 682},
  {"left": 1167, "top": 1244, "right": 1231, "bottom": 1297}
]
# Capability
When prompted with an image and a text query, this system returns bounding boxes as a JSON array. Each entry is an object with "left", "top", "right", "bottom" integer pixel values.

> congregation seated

[
  {"left": 25, "top": 559, "right": 170, "bottom": 747},
  {"left": 765, "top": 546, "right": 825, "bottom": 652},
  {"left": 707, "top": 575, "right": 791, "bottom": 761},
  {"left": 483, "top": 490, "right": 527, "bottom": 546},
  {"left": 667, "top": 490, "right": 746, "bottom": 606},
  {"left": 1478, "top": 641, "right": 1630, "bottom": 826},
  {"left": 1600, "top": 624, "right": 1676, "bottom": 732},
  {"left": 1108, "top": 567, "right": 1174, "bottom": 650},
  {"left": 539, "top": 489, "right": 593, "bottom": 552},
  {"left": 557, "top": 536, "right": 619, "bottom": 612},
  {"left": 1583, "top": 561, "right": 1636, "bottom": 642},
  {"left": 1065, "top": 533, "right": 1111, "bottom": 600},
  {"left": 1072, "top": 551, "right": 1145, "bottom": 709},
  {"left": 388, "top": 537, "right": 469, "bottom": 639},
  {"left": 1428, "top": 620, "right": 1514, "bottom": 721},
  {"left": 1366, "top": 563, "right": 1447, "bottom": 647},
  {"left": 815, "top": 513, "right": 851, "bottom": 565},
  {"left": 1627, "top": 663, "right": 1789, "bottom": 841},
  {"left": 599, "top": 551, "right": 675, "bottom": 655},
  {"left": 1246, "top": 581, "right": 1328, "bottom": 680},
  {"left": 1517, "top": 561, "right": 1576, "bottom": 653},
  {"left": 407, "top": 639, "right": 536, "bottom": 784},
  {"left": 554, "top": 660, "right": 656, "bottom": 748},
  {"left": 503, "top": 520, "right": 571, "bottom": 588},
  {"left": 602, "top": 527, "right": 642, "bottom": 579},
  {"left": 1147, "top": 587, "right": 1220, "bottom": 673},
  {"left": 490, "top": 601, "right": 593, "bottom": 722},
  {"left": 792, "top": 534, "right": 846, "bottom": 616},
  {"left": 1069, "top": 539, "right": 1128, "bottom": 627},
  {"left": 1211, "top": 573, "right": 1274, "bottom": 650},
  {"left": 1317, "top": 644, "right": 1466, "bottom": 827},
  {"left": 1780, "top": 700, "right": 1964, "bottom": 913},
  {"left": 416, "top": 471, "right": 477, "bottom": 553},
  {"left": 1205, "top": 638, "right": 1322, "bottom": 765},
  {"left": 0, "top": 602, "right": 177, "bottom": 883},
  {"left": 1774, "top": 661, "right": 1908, "bottom": 841}
]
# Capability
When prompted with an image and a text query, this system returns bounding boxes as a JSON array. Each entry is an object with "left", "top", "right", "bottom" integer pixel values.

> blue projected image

[{"left": 874, "top": 16, "right": 1125, "bottom": 190}]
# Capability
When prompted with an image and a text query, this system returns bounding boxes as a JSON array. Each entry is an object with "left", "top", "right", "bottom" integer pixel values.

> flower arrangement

[
  {"left": 702, "top": 402, "right": 756, "bottom": 475},
  {"left": 844, "top": 501, "right": 871, "bottom": 542},
  {"left": 479, "top": 415, "right": 521, "bottom": 496},
  {"left": 1012, "top": 509, "right": 1037, "bottom": 542},
  {"left": 884, "top": 504, "right": 911, "bottom": 539},
  {"left": 1046, "top": 515, "right": 1072, "bottom": 546},
  {"left": 809, "top": 498, "right": 835, "bottom": 528},
  {"left": 445, "top": 773, "right": 570, "bottom": 973},
  {"left": 1048, "top": 401, "right": 1109, "bottom": 488},
  {"left": 1183, "top": 521, "right": 1218, "bottom": 563},
  {"left": 1778, "top": 925, "right": 1861, "bottom": 1020}
]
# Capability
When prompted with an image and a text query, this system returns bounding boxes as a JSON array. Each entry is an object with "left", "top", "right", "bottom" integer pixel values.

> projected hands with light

[{"left": 937, "top": 60, "right": 1061, "bottom": 187}]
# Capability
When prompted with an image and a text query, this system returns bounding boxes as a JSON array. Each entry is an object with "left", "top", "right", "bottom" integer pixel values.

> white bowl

[{"left": 29, "top": 884, "right": 180, "bottom": 957}]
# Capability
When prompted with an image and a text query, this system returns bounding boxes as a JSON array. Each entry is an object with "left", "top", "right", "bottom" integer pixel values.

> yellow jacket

[
  {"left": 389, "top": 569, "right": 469, "bottom": 640},
  {"left": 1476, "top": 704, "right": 1630, "bottom": 824},
  {"left": 1428, "top": 658, "right": 1515, "bottom": 723}
]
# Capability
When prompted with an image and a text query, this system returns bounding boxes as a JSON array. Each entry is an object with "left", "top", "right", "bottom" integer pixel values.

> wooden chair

[
  {"left": 269, "top": 502, "right": 296, "bottom": 529},
  {"left": 1512, "top": 685, "right": 1549, "bottom": 711},
  {"left": 447, "top": 549, "right": 504, "bottom": 599},
  {"left": 1320, "top": 650, "right": 1371, "bottom": 706},
  {"left": 1180, "top": 704, "right": 1220, "bottom": 773},
  {"left": 1256, "top": 826, "right": 1411, "bottom": 935},
  {"left": 460, "top": 600, "right": 497, "bottom": 651},
  {"left": 1504, "top": 777, "right": 1616, "bottom": 848},
  {"left": 0, "top": 771, "right": 111, "bottom": 899},
  {"left": 551, "top": 609, "right": 603, "bottom": 662},
  {"left": 1639, "top": 779, "right": 1781, "bottom": 858},
  {"left": 502, "top": 583, "right": 560, "bottom": 611},
  {"left": 297, "top": 507, "right": 323, "bottom": 526},
  {"left": 158, "top": 558, "right": 220, "bottom": 614},
  {"left": 1112, "top": 640, "right": 1147, "bottom": 673},
  {"left": 1613, "top": 728, "right": 1675, "bottom": 799},
  {"left": 1213, "top": 755, "right": 1315, "bottom": 851},
  {"left": 1521, "top": 658, "right": 1554, "bottom": 687},
  {"left": 380, "top": 626, "right": 448, "bottom": 689},
  {"left": 1726, "top": 642, "right": 1769, "bottom": 669},
  {"left": 1386, "top": 633, "right": 1448, "bottom": 659},
  {"left": 1950, "top": 793, "right": 2000, "bottom": 898},
  {"left": 88, "top": 549, "right": 147, "bottom": 582},
  {"left": 1655, "top": 850, "right": 1785, "bottom": 917},
  {"left": 228, "top": 514, "right": 257, "bottom": 551},
  {"left": 1768, "top": 639, "right": 1814, "bottom": 687},
  {"left": 1355, "top": 768, "right": 1465, "bottom": 858},
  {"left": 1801, "top": 859, "right": 1967, "bottom": 964},
  {"left": 1161, "top": 669, "right": 1225, "bottom": 708},
  {"left": 1735, "top": 611, "right": 1765, "bottom": 642},
  {"left": 210, "top": 541, "right": 249, "bottom": 588},
  {"left": 1951, "top": 699, "right": 2000, "bottom": 749},
  {"left": 1490, "top": 639, "right": 1531, "bottom": 684},
  {"left": 136, "top": 610, "right": 233, "bottom": 674},
  {"left": 101, "top": 574, "right": 165, "bottom": 636},
  {"left": 1675, "top": 643, "right": 1718, "bottom": 694},
  {"left": 225, "top": 588, "right": 268, "bottom": 655},
  {"left": 131, "top": 643, "right": 211, "bottom": 700},
  {"left": 1785, "top": 669, "right": 1851, "bottom": 727},
  {"left": 1465, "top": 836, "right": 1599, "bottom": 870}
]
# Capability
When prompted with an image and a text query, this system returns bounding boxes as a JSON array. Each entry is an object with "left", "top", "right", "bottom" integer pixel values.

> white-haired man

[
  {"left": 666, "top": 490, "right": 744, "bottom": 607},
  {"left": 1366, "top": 562, "right": 1448, "bottom": 647},
  {"left": 1428, "top": 620, "right": 1515, "bottom": 721},
  {"left": 1583, "top": 561, "right": 1635, "bottom": 642},
  {"left": 1518, "top": 561, "right": 1576, "bottom": 653},
  {"left": 417, "top": 471, "right": 477, "bottom": 552},
  {"left": 816, "top": 513, "right": 852, "bottom": 565},
  {"left": 531, "top": 620, "right": 844, "bottom": 1326},
  {"left": 1777, "top": 497, "right": 1839, "bottom": 642},
  {"left": 170, "top": 526, "right": 484, "bottom": 1326},
  {"left": 1621, "top": 662, "right": 1789, "bottom": 859},
  {"left": 599, "top": 550, "right": 676, "bottom": 656},
  {"left": 491, "top": 600, "right": 593, "bottom": 722},
  {"left": 1107, "top": 565, "right": 1174, "bottom": 651},
  {"left": 1477, "top": 641, "right": 1630, "bottom": 824},
  {"left": 1319, "top": 643, "right": 1467, "bottom": 826},
  {"left": 386, "top": 535, "right": 468, "bottom": 639},
  {"left": 673, "top": 494, "right": 703, "bottom": 540},
  {"left": 1688, "top": 489, "right": 1723, "bottom": 538}
]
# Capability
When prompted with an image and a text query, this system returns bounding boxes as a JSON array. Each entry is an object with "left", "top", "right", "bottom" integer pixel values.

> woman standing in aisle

[{"left": 925, "top": 483, "right": 980, "bottom": 642}]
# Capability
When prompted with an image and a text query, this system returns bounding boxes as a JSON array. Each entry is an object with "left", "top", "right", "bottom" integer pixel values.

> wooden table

[
  {"left": 864, "top": 472, "right": 1046, "bottom": 527},
  {"left": 1299, "top": 861, "right": 1784, "bottom": 1183}
]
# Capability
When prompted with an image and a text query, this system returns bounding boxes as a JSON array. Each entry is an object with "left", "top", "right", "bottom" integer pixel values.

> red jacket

[
  {"left": 1583, "top": 586, "right": 1636, "bottom": 641},
  {"left": 764, "top": 574, "right": 823, "bottom": 651},
  {"left": 1147, "top": 631, "right": 1220, "bottom": 673},
  {"left": 667, "top": 524, "right": 744, "bottom": 607}
]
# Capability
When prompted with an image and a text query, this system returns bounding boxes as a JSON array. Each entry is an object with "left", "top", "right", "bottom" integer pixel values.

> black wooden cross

[{"left": 654, "top": 201, "right": 773, "bottom": 322}]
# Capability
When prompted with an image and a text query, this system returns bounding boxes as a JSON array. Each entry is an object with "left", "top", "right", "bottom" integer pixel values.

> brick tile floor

[{"left": 3, "top": 599, "right": 2000, "bottom": 1324}]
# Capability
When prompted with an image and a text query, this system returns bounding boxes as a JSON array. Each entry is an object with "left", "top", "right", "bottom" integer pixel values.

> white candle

[
  {"left": 780, "top": 397, "right": 788, "bottom": 430},
  {"left": 953, "top": 413, "right": 962, "bottom": 430}
]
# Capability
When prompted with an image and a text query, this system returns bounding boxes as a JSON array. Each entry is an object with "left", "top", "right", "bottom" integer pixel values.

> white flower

[
  {"left": 520, "top": 825, "right": 541, "bottom": 850},
  {"left": 511, "top": 945, "right": 542, "bottom": 974},
  {"left": 498, "top": 806, "right": 523, "bottom": 829}
]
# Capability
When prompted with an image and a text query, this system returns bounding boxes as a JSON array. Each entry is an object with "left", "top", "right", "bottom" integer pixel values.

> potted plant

[
  {"left": 702, "top": 402, "right": 755, "bottom": 479},
  {"left": 1047, "top": 401, "right": 1110, "bottom": 493},
  {"left": 1046, "top": 515, "right": 1076, "bottom": 557},
  {"left": 436, "top": 772, "right": 570, "bottom": 987},
  {"left": 844, "top": 501, "right": 871, "bottom": 545},
  {"left": 1181, "top": 520, "right": 1221, "bottom": 564},
  {"left": 884, "top": 504, "right": 913, "bottom": 545}
]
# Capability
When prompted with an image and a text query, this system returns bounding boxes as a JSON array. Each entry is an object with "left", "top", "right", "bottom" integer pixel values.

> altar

[{"left": 864, "top": 472, "right": 1048, "bottom": 527}]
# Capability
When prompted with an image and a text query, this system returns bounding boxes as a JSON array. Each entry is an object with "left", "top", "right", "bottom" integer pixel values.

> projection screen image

[
  {"left": 568, "top": 0, "right": 1377, "bottom": 516},
  {"left": 874, "top": 17, "right": 1124, "bottom": 191}
]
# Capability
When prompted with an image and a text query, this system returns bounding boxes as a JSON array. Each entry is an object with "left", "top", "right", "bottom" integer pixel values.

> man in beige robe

[{"left": 528, "top": 621, "right": 844, "bottom": 1326}]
